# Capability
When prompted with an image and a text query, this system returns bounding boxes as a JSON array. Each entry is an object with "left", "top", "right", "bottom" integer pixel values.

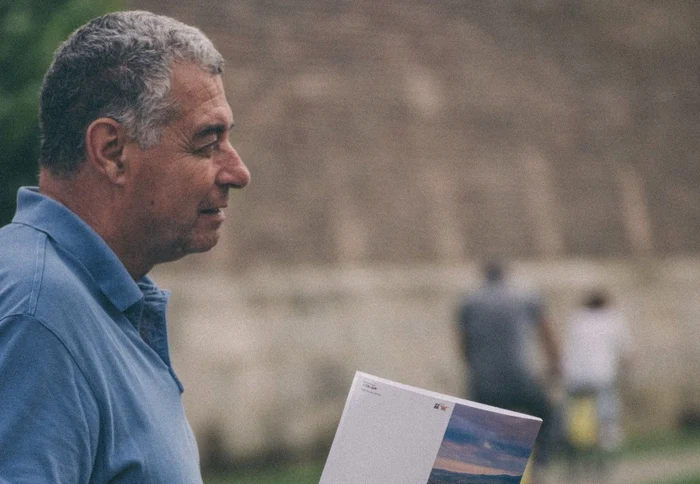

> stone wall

[
  {"left": 153, "top": 257, "right": 700, "bottom": 463},
  {"left": 130, "top": 0, "right": 700, "bottom": 268},
  {"left": 122, "top": 0, "right": 700, "bottom": 464}
]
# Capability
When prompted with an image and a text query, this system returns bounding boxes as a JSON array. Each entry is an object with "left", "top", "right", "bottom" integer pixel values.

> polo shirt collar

[{"left": 12, "top": 187, "right": 143, "bottom": 312}]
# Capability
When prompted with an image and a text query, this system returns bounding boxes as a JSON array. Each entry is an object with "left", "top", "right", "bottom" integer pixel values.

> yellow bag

[{"left": 567, "top": 395, "right": 599, "bottom": 449}]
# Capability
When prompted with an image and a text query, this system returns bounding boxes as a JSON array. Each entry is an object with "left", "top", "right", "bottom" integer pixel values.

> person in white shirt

[{"left": 562, "top": 290, "right": 633, "bottom": 453}]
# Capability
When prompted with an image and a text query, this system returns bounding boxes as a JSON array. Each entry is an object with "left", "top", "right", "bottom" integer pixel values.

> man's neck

[{"left": 39, "top": 169, "right": 150, "bottom": 280}]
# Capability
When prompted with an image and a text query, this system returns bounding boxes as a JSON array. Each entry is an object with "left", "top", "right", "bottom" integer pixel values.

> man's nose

[{"left": 217, "top": 142, "right": 250, "bottom": 189}]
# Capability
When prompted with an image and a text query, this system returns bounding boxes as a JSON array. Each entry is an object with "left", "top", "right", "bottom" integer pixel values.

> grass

[
  {"left": 621, "top": 431, "right": 700, "bottom": 457},
  {"left": 202, "top": 431, "right": 700, "bottom": 484},
  {"left": 203, "top": 462, "right": 323, "bottom": 484},
  {"left": 567, "top": 431, "right": 700, "bottom": 484},
  {"left": 651, "top": 475, "right": 700, "bottom": 484}
]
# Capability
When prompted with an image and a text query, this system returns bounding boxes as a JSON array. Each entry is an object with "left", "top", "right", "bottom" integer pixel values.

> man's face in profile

[{"left": 121, "top": 63, "right": 251, "bottom": 265}]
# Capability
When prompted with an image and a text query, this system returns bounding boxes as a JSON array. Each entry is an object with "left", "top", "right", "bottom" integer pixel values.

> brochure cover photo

[
  {"left": 320, "top": 372, "right": 542, "bottom": 484},
  {"left": 427, "top": 401, "right": 541, "bottom": 483}
]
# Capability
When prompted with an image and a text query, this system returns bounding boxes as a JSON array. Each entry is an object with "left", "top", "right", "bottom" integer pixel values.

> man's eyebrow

[{"left": 193, "top": 122, "right": 235, "bottom": 139}]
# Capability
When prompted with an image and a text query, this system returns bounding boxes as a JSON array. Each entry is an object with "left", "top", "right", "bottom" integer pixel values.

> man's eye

[{"left": 195, "top": 143, "right": 217, "bottom": 157}]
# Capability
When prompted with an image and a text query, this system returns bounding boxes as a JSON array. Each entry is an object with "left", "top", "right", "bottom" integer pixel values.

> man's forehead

[
  {"left": 169, "top": 63, "right": 233, "bottom": 133},
  {"left": 171, "top": 64, "right": 222, "bottom": 96}
]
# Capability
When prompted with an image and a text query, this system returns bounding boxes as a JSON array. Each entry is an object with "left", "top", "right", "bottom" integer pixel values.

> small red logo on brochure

[{"left": 434, "top": 403, "right": 449, "bottom": 411}]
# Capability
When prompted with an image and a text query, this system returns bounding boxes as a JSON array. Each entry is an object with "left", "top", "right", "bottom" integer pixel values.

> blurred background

[{"left": 2, "top": 0, "right": 700, "bottom": 481}]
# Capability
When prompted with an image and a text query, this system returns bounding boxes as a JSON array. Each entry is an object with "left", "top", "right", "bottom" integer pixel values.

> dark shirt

[{"left": 458, "top": 281, "right": 544, "bottom": 399}]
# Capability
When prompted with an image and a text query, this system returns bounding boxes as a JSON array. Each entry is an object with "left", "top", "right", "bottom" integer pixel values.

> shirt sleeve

[{"left": 0, "top": 314, "right": 98, "bottom": 483}]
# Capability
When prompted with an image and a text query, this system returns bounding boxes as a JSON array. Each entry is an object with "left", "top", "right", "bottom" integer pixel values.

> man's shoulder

[
  {"left": 486, "top": 283, "right": 542, "bottom": 307},
  {"left": 0, "top": 221, "right": 44, "bottom": 264},
  {"left": 0, "top": 223, "right": 48, "bottom": 316},
  {"left": 0, "top": 222, "right": 97, "bottom": 319}
]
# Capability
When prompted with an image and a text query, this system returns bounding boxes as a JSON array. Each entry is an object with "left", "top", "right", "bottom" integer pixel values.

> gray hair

[{"left": 39, "top": 10, "right": 225, "bottom": 176}]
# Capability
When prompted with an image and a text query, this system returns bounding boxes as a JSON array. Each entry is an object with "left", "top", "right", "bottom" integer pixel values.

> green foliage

[{"left": 0, "top": 0, "right": 122, "bottom": 226}]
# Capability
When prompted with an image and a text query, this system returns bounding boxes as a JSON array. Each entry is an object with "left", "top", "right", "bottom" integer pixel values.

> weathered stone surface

[
  {"left": 154, "top": 259, "right": 700, "bottom": 461},
  {"left": 131, "top": 0, "right": 700, "bottom": 267},
  {"left": 127, "top": 0, "right": 700, "bottom": 463}
]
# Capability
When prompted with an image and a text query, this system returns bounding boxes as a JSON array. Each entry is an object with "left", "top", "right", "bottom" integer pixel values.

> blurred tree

[{"left": 0, "top": 0, "right": 122, "bottom": 227}]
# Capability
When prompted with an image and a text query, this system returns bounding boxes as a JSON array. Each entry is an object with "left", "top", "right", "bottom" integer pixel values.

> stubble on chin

[{"left": 183, "top": 230, "right": 221, "bottom": 255}]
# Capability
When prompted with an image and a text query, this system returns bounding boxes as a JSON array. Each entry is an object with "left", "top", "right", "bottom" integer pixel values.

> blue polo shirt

[{"left": 0, "top": 188, "right": 202, "bottom": 483}]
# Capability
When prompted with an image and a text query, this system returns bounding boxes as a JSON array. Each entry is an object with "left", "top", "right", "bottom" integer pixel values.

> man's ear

[{"left": 85, "top": 118, "right": 129, "bottom": 185}]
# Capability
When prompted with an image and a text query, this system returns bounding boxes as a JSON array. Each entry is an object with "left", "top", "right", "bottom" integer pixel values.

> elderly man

[{"left": 0, "top": 11, "right": 249, "bottom": 483}]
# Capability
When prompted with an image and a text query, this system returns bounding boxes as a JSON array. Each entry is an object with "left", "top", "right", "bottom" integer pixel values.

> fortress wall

[{"left": 153, "top": 257, "right": 700, "bottom": 461}]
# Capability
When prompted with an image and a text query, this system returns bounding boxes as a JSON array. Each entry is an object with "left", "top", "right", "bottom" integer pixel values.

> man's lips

[
  {"left": 199, "top": 202, "right": 227, "bottom": 216},
  {"left": 199, "top": 208, "right": 223, "bottom": 215}
]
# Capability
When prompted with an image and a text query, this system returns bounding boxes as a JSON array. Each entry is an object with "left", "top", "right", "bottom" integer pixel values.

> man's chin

[
  {"left": 152, "top": 233, "right": 221, "bottom": 266},
  {"left": 184, "top": 233, "right": 221, "bottom": 255}
]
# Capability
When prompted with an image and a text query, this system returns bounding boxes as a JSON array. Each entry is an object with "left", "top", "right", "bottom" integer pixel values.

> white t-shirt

[{"left": 563, "top": 307, "right": 632, "bottom": 389}]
